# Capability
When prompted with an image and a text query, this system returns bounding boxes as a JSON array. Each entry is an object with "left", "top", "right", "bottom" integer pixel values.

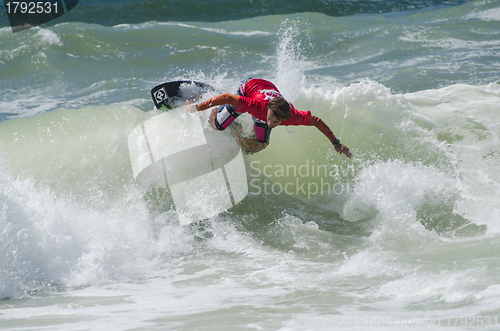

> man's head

[{"left": 267, "top": 97, "right": 291, "bottom": 128}]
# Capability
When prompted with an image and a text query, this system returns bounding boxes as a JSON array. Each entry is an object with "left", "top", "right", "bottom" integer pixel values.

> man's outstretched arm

[
  {"left": 309, "top": 116, "right": 352, "bottom": 158},
  {"left": 185, "top": 93, "right": 240, "bottom": 113}
]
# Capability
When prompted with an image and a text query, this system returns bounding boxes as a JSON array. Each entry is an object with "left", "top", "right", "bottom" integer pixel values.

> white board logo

[
  {"left": 154, "top": 89, "right": 167, "bottom": 103},
  {"left": 128, "top": 108, "right": 248, "bottom": 225}
]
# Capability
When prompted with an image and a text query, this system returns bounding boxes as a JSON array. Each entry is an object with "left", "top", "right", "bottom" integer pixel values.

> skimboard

[{"left": 151, "top": 80, "right": 214, "bottom": 110}]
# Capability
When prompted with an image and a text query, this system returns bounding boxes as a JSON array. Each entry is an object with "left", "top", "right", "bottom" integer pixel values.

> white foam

[
  {"left": 0, "top": 167, "right": 196, "bottom": 298},
  {"left": 405, "top": 83, "right": 500, "bottom": 232},
  {"left": 0, "top": 105, "right": 201, "bottom": 298},
  {"left": 36, "top": 29, "right": 62, "bottom": 46},
  {"left": 199, "top": 27, "right": 271, "bottom": 36},
  {"left": 343, "top": 160, "right": 455, "bottom": 222},
  {"left": 467, "top": 8, "right": 500, "bottom": 21}
]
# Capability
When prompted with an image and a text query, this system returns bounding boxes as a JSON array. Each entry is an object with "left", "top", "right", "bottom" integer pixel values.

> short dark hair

[{"left": 268, "top": 97, "right": 291, "bottom": 120}]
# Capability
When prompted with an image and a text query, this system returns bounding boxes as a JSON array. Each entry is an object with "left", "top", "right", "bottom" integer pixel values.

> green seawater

[{"left": 1, "top": 0, "right": 500, "bottom": 330}]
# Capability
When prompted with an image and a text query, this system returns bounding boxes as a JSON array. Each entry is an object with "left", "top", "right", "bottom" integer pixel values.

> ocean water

[{"left": 1, "top": 0, "right": 500, "bottom": 330}]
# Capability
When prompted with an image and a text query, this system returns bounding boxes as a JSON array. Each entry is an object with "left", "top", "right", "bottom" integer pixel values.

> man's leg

[
  {"left": 211, "top": 104, "right": 241, "bottom": 131},
  {"left": 243, "top": 119, "right": 271, "bottom": 154},
  {"left": 209, "top": 108, "right": 220, "bottom": 131},
  {"left": 253, "top": 119, "right": 272, "bottom": 144}
]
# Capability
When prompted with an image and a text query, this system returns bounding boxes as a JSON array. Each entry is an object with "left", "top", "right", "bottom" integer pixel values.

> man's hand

[
  {"left": 334, "top": 143, "right": 352, "bottom": 158},
  {"left": 185, "top": 100, "right": 199, "bottom": 113}
]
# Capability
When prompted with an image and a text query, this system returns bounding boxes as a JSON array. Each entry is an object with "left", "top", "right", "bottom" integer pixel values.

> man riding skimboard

[{"left": 185, "top": 78, "right": 352, "bottom": 157}]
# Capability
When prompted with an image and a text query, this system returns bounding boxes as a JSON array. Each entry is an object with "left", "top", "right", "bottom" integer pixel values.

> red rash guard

[{"left": 197, "top": 79, "right": 337, "bottom": 143}]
